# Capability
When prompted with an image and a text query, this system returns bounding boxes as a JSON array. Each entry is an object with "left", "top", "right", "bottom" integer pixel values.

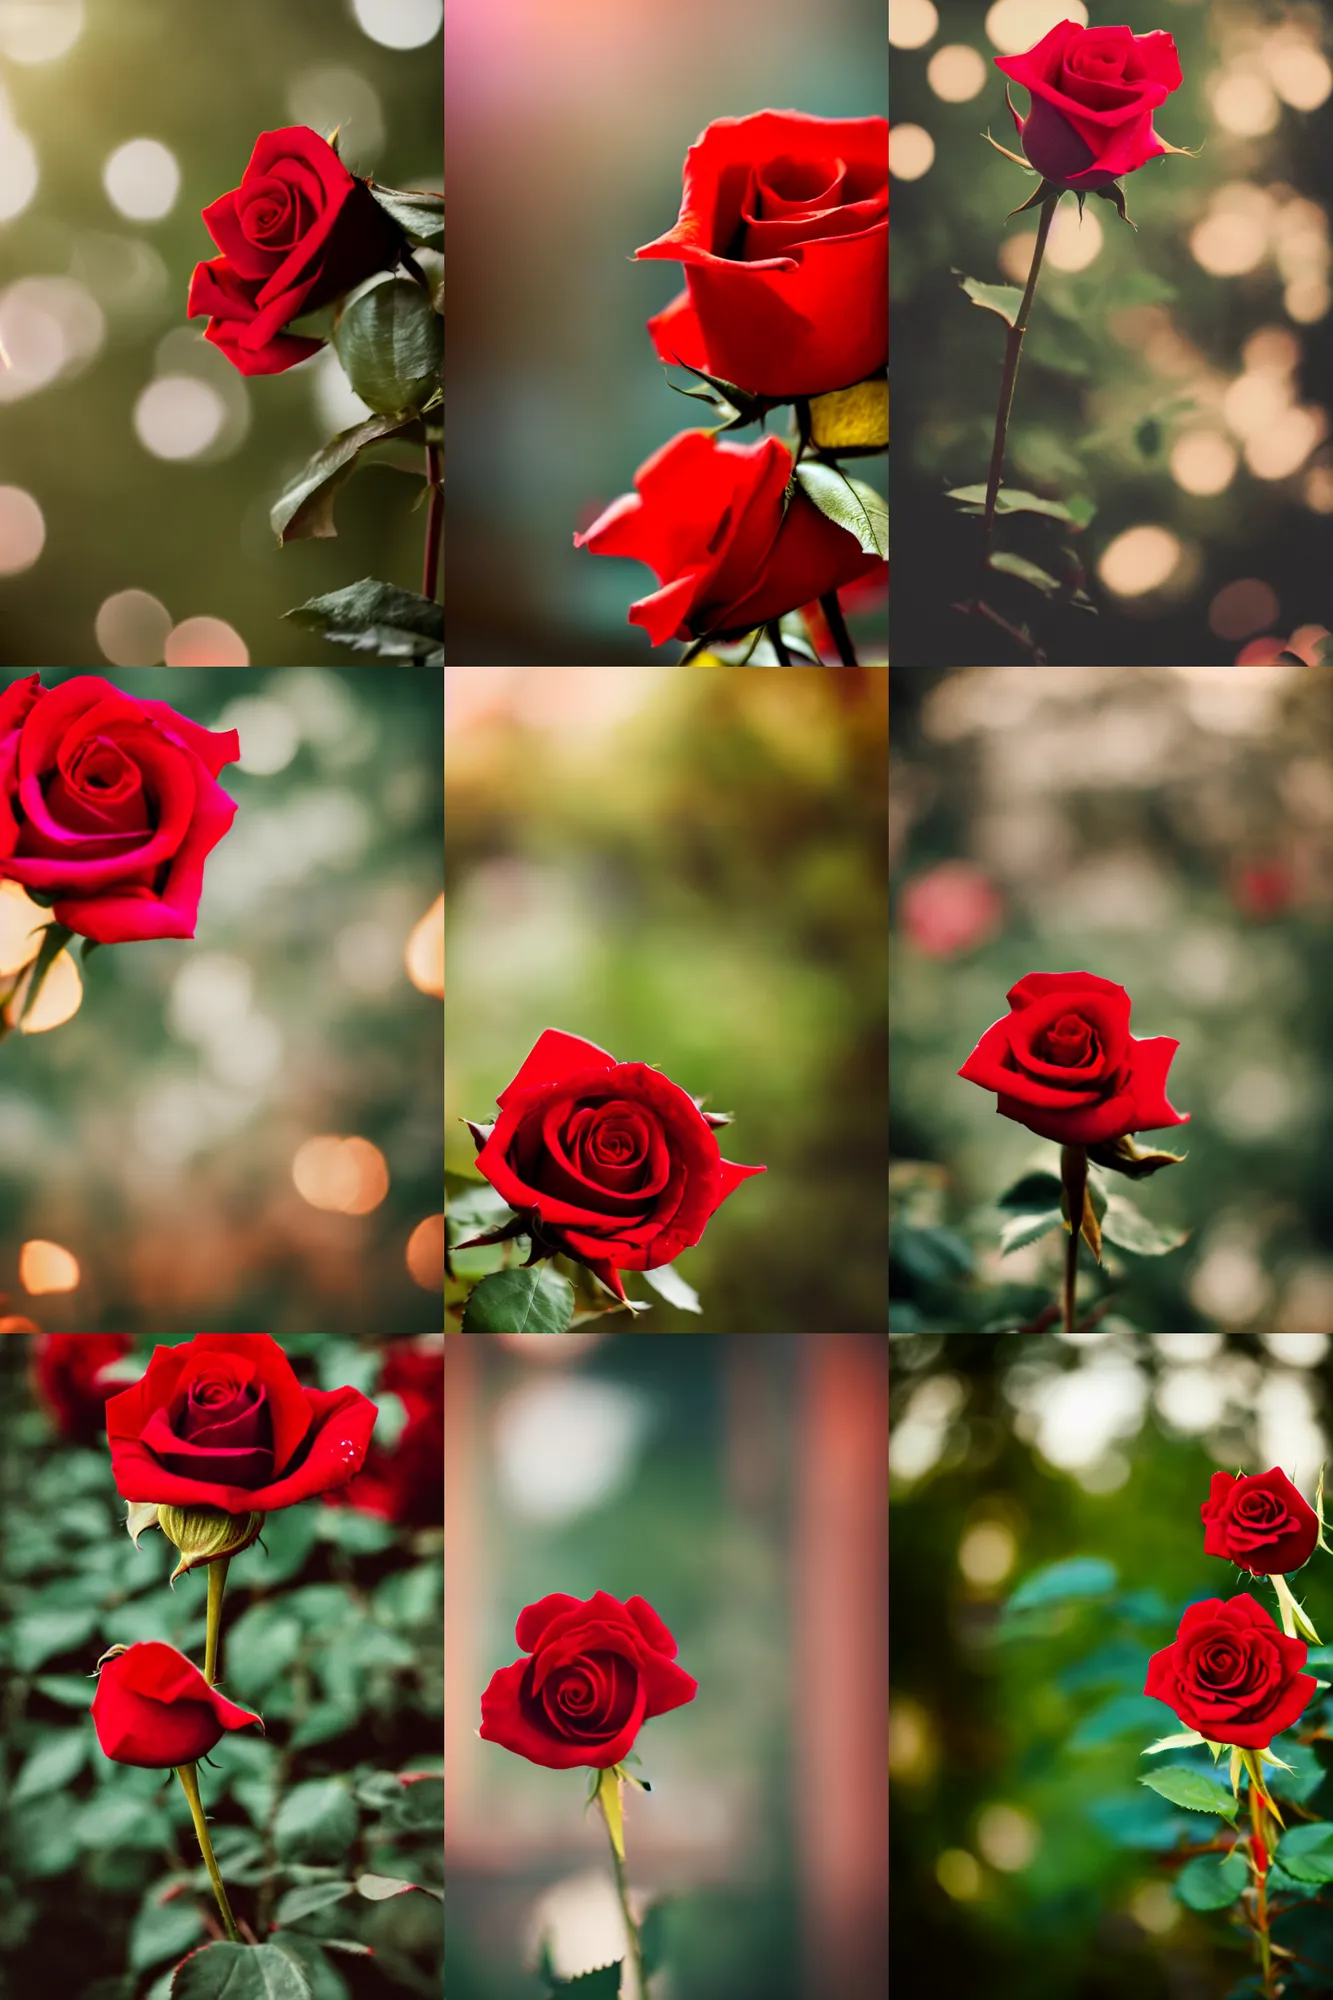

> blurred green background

[
  {"left": 445, "top": 1331, "right": 887, "bottom": 2000},
  {"left": 0, "top": 666, "right": 443, "bottom": 1334},
  {"left": 890, "top": 0, "right": 1333, "bottom": 664},
  {"left": 444, "top": 0, "right": 886, "bottom": 663},
  {"left": 891, "top": 1326, "right": 1333, "bottom": 2000},
  {"left": 0, "top": 1331, "right": 444, "bottom": 2000},
  {"left": 0, "top": 0, "right": 442, "bottom": 667},
  {"left": 445, "top": 668, "right": 888, "bottom": 1334},
  {"left": 890, "top": 664, "right": 1333, "bottom": 1335}
]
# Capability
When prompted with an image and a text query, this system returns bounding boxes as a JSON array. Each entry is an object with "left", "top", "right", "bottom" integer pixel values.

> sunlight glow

[
  {"left": 927, "top": 45, "right": 988, "bottom": 103},
  {"left": 889, "top": 0, "right": 939, "bottom": 50},
  {"left": 0, "top": 485, "right": 45, "bottom": 573},
  {"left": 1210, "top": 70, "right": 1280, "bottom": 138},
  {"left": 406, "top": 1214, "right": 445, "bottom": 1290},
  {"left": 889, "top": 124, "right": 935, "bottom": 181},
  {"left": 292, "top": 1134, "right": 390, "bottom": 1215},
  {"left": 351, "top": 0, "right": 441, "bottom": 50},
  {"left": 0, "top": 1, "right": 83, "bottom": 64},
  {"left": 1266, "top": 40, "right": 1333, "bottom": 112},
  {"left": 1097, "top": 525, "right": 1183, "bottom": 597},
  {"left": 1170, "top": 431, "right": 1238, "bottom": 496},
  {"left": 1245, "top": 406, "right": 1325, "bottom": 481},
  {"left": 103, "top": 139, "right": 180, "bottom": 222},
  {"left": 19, "top": 1239, "right": 80, "bottom": 1294},
  {"left": 163, "top": 617, "right": 249, "bottom": 666},
  {"left": 95, "top": 589, "right": 171, "bottom": 667}
]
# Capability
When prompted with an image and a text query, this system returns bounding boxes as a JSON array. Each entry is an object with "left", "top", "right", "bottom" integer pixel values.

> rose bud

[
  {"left": 1202, "top": 1468, "right": 1319, "bottom": 1578},
  {"left": 1144, "top": 1595, "right": 1317, "bottom": 1748},
  {"left": 996, "top": 21, "right": 1185, "bottom": 194},
  {"left": 92, "top": 1642, "right": 263, "bottom": 1768},
  {"left": 480, "top": 1591, "right": 697, "bottom": 1771}
]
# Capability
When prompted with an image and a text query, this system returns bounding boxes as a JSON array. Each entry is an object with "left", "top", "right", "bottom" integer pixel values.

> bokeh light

[
  {"left": 405, "top": 893, "right": 445, "bottom": 996},
  {"left": 163, "top": 617, "right": 250, "bottom": 666},
  {"left": 0, "top": 277, "right": 105, "bottom": 402},
  {"left": 927, "top": 46, "right": 987, "bottom": 104},
  {"left": 1097, "top": 525, "right": 1184, "bottom": 597},
  {"left": 957, "top": 1521, "right": 1016, "bottom": 1587},
  {"left": 1245, "top": 406, "right": 1325, "bottom": 481},
  {"left": 1170, "top": 431, "right": 1238, "bottom": 497},
  {"left": 288, "top": 66, "right": 385, "bottom": 165},
  {"left": 984, "top": 0, "right": 1085, "bottom": 58},
  {"left": 889, "top": 125, "right": 935, "bottom": 181},
  {"left": 406, "top": 1213, "right": 445, "bottom": 1290},
  {"left": 133, "top": 375, "right": 227, "bottom": 460},
  {"left": 1190, "top": 208, "right": 1268, "bottom": 277},
  {"left": 936, "top": 1849, "right": 983, "bottom": 1900},
  {"left": 18, "top": 1239, "right": 80, "bottom": 1294},
  {"left": 7, "top": 948, "right": 82, "bottom": 1033},
  {"left": 0, "top": 1, "right": 84, "bottom": 64},
  {"left": 102, "top": 138, "right": 180, "bottom": 221},
  {"left": 1208, "top": 578, "right": 1279, "bottom": 641},
  {"left": 213, "top": 697, "right": 302, "bottom": 776},
  {"left": 1209, "top": 69, "right": 1280, "bottom": 138},
  {"left": 889, "top": 0, "right": 938, "bottom": 51},
  {"left": 0, "top": 121, "right": 38, "bottom": 221},
  {"left": 350, "top": 0, "right": 442, "bottom": 51},
  {"left": 94, "top": 589, "right": 171, "bottom": 667},
  {"left": 1265, "top": 38, "right": 1333, "bottom": 112},
  {"left": 292, "top": 1134, "right": 391, "bottom": 1215},
  {"left": 1305, "top": 464, "right": 1333, "bottom": 513},
  {"left": 0, "top": 485, "right": 45, "bottom": 574},
  {"left": 975, "top": 1803, "right": 1039, "bottom": 1873}
]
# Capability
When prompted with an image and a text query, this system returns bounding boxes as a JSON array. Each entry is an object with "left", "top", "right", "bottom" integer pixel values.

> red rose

[
  {"left": 636, "top": 111, "right": 887, "bottom": 399},
  {"left": 187, "top": 126, "right": 402, "bottom": 377},
  {"left": 1144, "top": 1594, "right": 1317, "bottom": 1747},
  {"left": 479, "top": 1590, "right": 697, "bottom": 1771},
  {"left": 574, "top": 429, "right": 882, "bottom": 648},
  {"left": 106, "top": 1334, "right": 378, "bottom": 1514},
  {"left": 996, "top": 21, "right": 1184, "bottom": 191},
  {"left": 338, "top": 1338, "right": 443, "bottom": 1529},
  {"left": 0, "top": 674, "right": 239, "bottom": 946},
  {"left": 468, "top": 1028, "right": 765, "bottom": 1303},
  {"left": 958, "top": 970, "right": 1189, "bottom": 1146},
  {"left": 92, "top": 1641, "right": 262, "bottom": 1768},
  {"left": 1202, "top": 1468, "right": 1319, "bottom": 1577},
  {"left": 31, "top": 1333, "right": 136, "bottom": 1443}
]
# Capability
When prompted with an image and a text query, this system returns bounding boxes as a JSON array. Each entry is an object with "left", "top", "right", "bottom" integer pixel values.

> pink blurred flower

[
  {"left": 1236, "top": 625, "right": 1331, "bottom": 665},
  {"left": 899, "top": 862, "right": 1003, "bottom": 958}
]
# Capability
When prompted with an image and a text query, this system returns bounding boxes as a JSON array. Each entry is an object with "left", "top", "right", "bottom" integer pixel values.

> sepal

[{"left": 157, "top": 1503, "right": 265, "bottom": 1583}]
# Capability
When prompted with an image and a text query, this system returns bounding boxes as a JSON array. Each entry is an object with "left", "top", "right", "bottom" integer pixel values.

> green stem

[
  {"left": 1247, "top": 1753, "right": 1276, "bottom": 1998},
  {"left": 765, "top": 621, "right": 791, "bottom": 664},
  {"left": 819, "top": 590, "right": 859, "bottom": 666},
  {"left": 1060, "top": 1142, "right": 1087, "bottom": 1334},
  {"left": 599, "top": 1788, "right": 646, "bottom": 1997},
  {"left": 980, "top": 192, "right": 1059, "bottom": 568},
  {"left": 204, "top": 1556, "right": 229, "bottom": 1687},
  {"left": 176, "top": 1762, "right": 241, "bottom": 1943}
]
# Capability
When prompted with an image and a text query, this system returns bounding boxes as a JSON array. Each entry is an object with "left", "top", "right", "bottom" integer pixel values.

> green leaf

[
  {"left": 548, "top": 1964, "right": 624, "bottom": 1996},
  {"left": 1175, "top": 1849, "right": 1249, "bottom": 1910},
  {"left": 274, "top": 1882, "right": 355, "bottom": 1925},
  {"left": 996, "top": 1171, "right": 1063, "bottom": 1212},
  {"left": 946, "top": 485, "right": 1076, "bottom": 523},
  {"left": 367, "top": 182, "right": 444, "bottom": 249},
  {"left": 171, "top": 1941, "right": 315, "bottom": 2000},
  {"left": 1006, "top": 1557, "right": 1119, "bottom": 1614},
  {"left": 1277, "top": 1821, "right": 1333, "bottom": 1882},
  {"left": 221, "top": 1603, "right": 303, "bottom": 1700},
  {"left": 274, "top": 1780, "right": 360, "bottom": 1865},
  {"left": 998, "top": 1207, "right": 1062, "bottom": 1255},
  {"left": 335, "top": 274, "right": 442, "bottom": 417},
  {"left": 988, "top": 550, "right": 1060, "bottom": 596},
  {"left": 12, "top": 1606, "right": 99, "bottom": 1672},
  {"left": 1100, "top": 1195, "right": 1188, "bottom": 1257},
  {"left": 285, "top": 579, "right": 443, "bottom": 665},
  {"left": 1142, "top": 1729, "right": 1207, "bottom": 1755},
  {"left": 244, "top": 1507, "right": 321, "bottom": 1590},
  {"left": 1065, "top": 493, "right": 1097, "bottom": 529},
  {"left": 1138, "top": 1766, "right": 1239, "bottom": 1825},
  {"left": 129, "top": 1892, "right": 206, "bottom": 1973},
  {"left": 640, "top": 1263, "right": 702, "bottom": 1313},
  {"left": 641, "top": 1900, "right": 670, "bottom": 1978},
  {"left": 270, "top": 412, "right": 422, "bottom": 546},
  {"left": 79, "top": 936, "right": 102, "bottom": 965},
  {"left": 955, "top": 272, "right": 1025, "bottom": 326},
  {"left": 268, "top": 1936, "right": 351, "bottom": 2000},
  {"left": 355, "top": 1872, "right": 442, "bottom": 1901},
  {"left": 793, "top": 462, "right": 887, "bottom": 559},
  {"left": 461, "top": 1265, "right": 575, "bottom": 1333},
  {"left": 11, "top": 1729, "right": 87, "bottom": 1803}
]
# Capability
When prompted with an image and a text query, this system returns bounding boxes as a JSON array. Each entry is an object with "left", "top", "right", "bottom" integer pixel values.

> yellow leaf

[
  {"left": 808, "top": 376, "right": 888, "bottom": 452},
  {"left": 596, "top": 1765, "right": 624, "bottom": 1863}
]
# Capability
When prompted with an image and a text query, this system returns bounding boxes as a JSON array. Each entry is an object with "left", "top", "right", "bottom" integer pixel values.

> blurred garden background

[
  {"left": 0, "top": 1330, "right": 443, "bottom": 2000},
  {"left": 0, "top": 0, "right": 442, "bottom": 667},
  {"left": 891, "top": 1325, "right": 1333, "bottom": 2000},
  {"left": 445, "top": 1331, "right": 887, "bottom": 2000},
  {"left": 445, "top": 668, "right": 888, "bottom": 1334},
  {"left": 890, "top": 0, "right": 1333, "bottom": 664},
  {"left": 0, "top": 666, "right": 443, "bottom": 1334},
  {"left": 890, "top": 665, "right": 1333, "bottom": 1334},
  {"left": 443, "top": 0, "right": 887, "bottom": 664}
]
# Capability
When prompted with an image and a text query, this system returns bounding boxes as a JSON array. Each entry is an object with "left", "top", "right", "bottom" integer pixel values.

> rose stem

[
  {"left": 819, "top": 591, "right": 859, "bottom": 666},
  {"left": 176, "top": 1761, "right": 242, "bottom": 1944},
  {"left": 598, "top": 1783, "right": 647, "bottom": 1997},
  {"left": 979, "top": 191, "right": 1059, "bottom": 575},
  {"left": 1059, "top": 1143, "right": 1088, "bottom": 1334},
  {"left": 204, "top": 1556, "right": 230, "bottom": 1687},
  {"left": 765, "top": 621, "right": 792, "bottom": 664},
  {"left": 423, "top": 440, "right": 443, "bottom": 603},
  {"left": 1246, "top": 1751, "right": 1275, "bottom": 1998}
]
